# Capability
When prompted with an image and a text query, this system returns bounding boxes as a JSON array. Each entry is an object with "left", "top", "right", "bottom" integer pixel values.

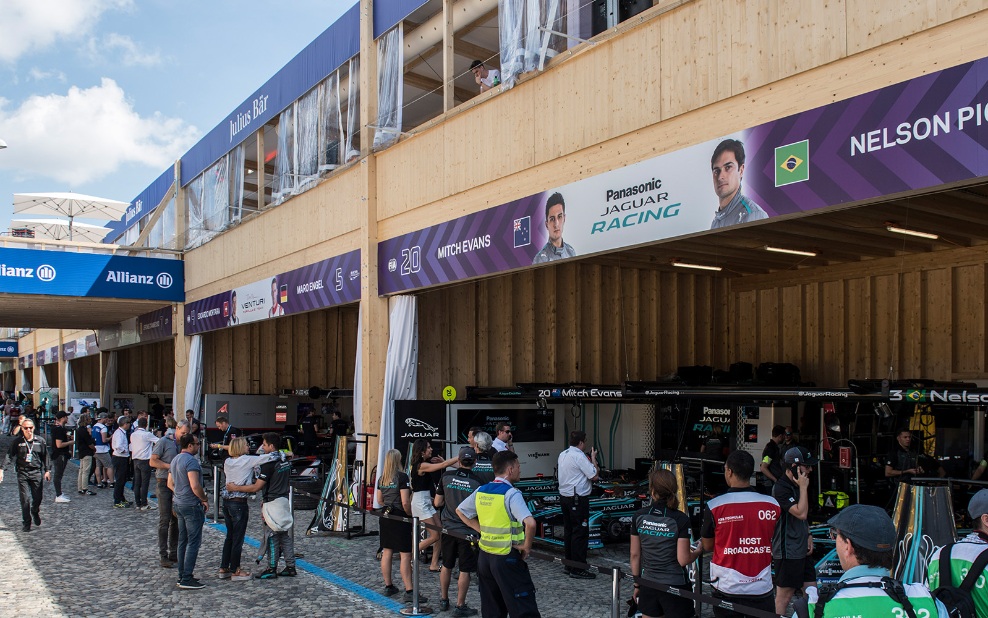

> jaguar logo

[{"left": 404, "top": 418, "right": 438, "bottom": 433}]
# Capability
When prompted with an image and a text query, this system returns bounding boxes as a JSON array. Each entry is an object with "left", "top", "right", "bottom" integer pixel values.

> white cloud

[
  {"left": 27, "top": 68, "right": 67, "bottom": 82},
  {"left": 0, "top": 0, "right": 132, "bottom": 63},
  {"left": 0, "top": 78, "right": 199, "bottom": 186},
  {"left": 86, "top": 33, "right": 163, "bottom": 67}
]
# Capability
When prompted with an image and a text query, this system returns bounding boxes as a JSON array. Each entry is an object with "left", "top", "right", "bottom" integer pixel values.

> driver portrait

[
  {"left": 710, "top": 138, "right": 768, "bottom": 229},
  {"left": 227, "top": 290, "right": 239, "bottom": 326},
  {"left": 268, "top": 277, "right": 285, "bottom": 318},
  {"left": 532, "top": 192, "right": 577, "bottom": 264}
]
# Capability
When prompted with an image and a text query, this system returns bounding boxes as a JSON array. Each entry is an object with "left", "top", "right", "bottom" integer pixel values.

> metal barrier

[{"left": 292, "top": 487, "right": 789, "bottom": 618}]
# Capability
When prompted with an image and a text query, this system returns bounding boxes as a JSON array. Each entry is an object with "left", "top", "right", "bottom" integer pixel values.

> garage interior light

[
  {"left": 886, "top": 223, "right": 939, "bottom": 240},
  {"left": 672, "top": 261, "right": 722, "bottom": 272},
  {"left": 765, "top": 246, "right": 817, "bottom": 257}
]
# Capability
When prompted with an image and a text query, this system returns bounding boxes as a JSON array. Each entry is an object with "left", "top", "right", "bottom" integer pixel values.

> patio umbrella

[
  {"left": 10, "top": 218, "right": 112, "bottom": 244},
  {"left": 13, "top": 192, "right": 129, "bottom": 240}
]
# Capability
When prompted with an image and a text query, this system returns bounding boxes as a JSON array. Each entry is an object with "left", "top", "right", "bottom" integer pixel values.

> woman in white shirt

[{"left": 220, "top": 437, "right": 274, "bottom": 580}]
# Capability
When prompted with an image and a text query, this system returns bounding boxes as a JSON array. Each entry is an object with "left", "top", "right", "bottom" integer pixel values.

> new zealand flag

[{"left": 513, "top": 216, "right": 531, "bottom": 248}]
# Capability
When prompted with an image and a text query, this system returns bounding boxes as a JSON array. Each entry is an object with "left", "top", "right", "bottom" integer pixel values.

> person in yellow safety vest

[
  {"left": 457, "top": 450, "right": 541, "bottom": 618},
  {"left": 794, "top": 504, "right": 948, "bottom": 618}
]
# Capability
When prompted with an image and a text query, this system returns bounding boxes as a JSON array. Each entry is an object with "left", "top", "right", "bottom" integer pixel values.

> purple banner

[
  {"left": 380, "top": 56, "right": 988, "bottom": 294},
  {"left": 184, "top": 249, "right": 361, "bottom": 335},
  {"left": 99, "top": 306, "right": 174, "bottom": 351}
]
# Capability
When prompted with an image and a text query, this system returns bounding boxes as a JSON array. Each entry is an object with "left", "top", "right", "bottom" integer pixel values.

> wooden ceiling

[
  {"left": 586, "top": 183, "right": 988, "bottom": 277},
  {"left": 0, "top": 296, "right": 170, "bottom": 330}
]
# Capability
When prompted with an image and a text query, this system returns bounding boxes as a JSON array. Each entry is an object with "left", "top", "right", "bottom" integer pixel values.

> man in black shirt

[
  {"left": 0, "top": 418, "right": 51, "bottom": 530},
  {"left": 434, "top": 446, "right": 483, "bottom": 616},
  {"left": 51, "top": 411, "right": 75, "bottom": 503},
  {"left": 300, "top": 409, "right": 323, "bottom": 456},
  {"left": 209, "top": 415, "right": 241, "bottom": 457},
  {"left": 758, "top": 425, "right": 786, "bottom": 494},
  {"left": 330, "top": 409, "right": 349, "bottom": 442},
  {"left": 226, "top": 432, "right": 295, "bottom": 579},
  {"left": 772, "top": 446, "right": 817, "bottom": 615},
  {"left": 885, "top": 429, "right": 922, "bottom": 482}
]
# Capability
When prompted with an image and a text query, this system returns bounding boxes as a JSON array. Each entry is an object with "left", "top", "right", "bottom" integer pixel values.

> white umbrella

[
  {"left": 11, "top": 218, "right": 112, "bottom": 243},
  {"left": 13, "top": 192, "right": 129, "bottom": 240}
]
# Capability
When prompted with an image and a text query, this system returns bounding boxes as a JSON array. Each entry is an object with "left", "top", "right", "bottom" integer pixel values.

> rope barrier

[{"left": 295, "top": 489, "right": 786, "bottom": 618}]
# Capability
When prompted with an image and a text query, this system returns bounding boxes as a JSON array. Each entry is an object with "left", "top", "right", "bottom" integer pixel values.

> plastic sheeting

[
  {"left": 374, "top": 26, "right": 403, "bottom": 150},
  {"left": 296, "top": 86, "right": 320, "bottom": 191},
  {"left": 499, "top": 0, "right": 565, "bottom": 88},
  {"left": 374, "top": 295, "right": 419, "bottom": 507},
  {"left": 344, "top": 57, "right": 360, "bottom": 162},
  {"left": 203, "top": 154, "right": 230, "bottom": 232},
  {"left": 183, "top": 335, "right": 203, "bottom": 416},
  {"left": 102, "top": 351, "right": 117, "bottom": 403},
  {"left": 19, "top": 369, "right": 30, "bottom": 393},
  {"left": 274, "top": 106, "right": 295, "bottom": 204},
  {"left": 231, "top": 144, "right": 245, "bottom": 223},
  {"left": 184, "top": 174, "right": 205, "bottom": 250},
  {"left": 64, "top": 361, "right": 75, "bottom": 412},
  {"left": 321, "top": 72, "right": 344, "bottom": 169}
]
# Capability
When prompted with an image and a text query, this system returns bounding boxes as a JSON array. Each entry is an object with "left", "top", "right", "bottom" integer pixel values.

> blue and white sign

[
  {"left": 0, "top": 247, "right": 184, "bottom": 302},
  {"left": 0, "top": 341, "right": 17, "bottom": 357}
]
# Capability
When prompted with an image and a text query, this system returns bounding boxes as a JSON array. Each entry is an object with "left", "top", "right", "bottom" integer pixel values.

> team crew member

[
  {"left": 434, "top": 446, "right": 483, "bottom": 617},
  {"left": 472, "top": 432, "right": 496, "bottom": 484},
  {"left": 928, "top": 489, "right": 988, "bottom": 618},
  {"left": 492, "top": 423, "right": 513, "bottom": 452},
  {"left": 375, "top": 449, "right": 418, "bottom": 603},
  {"left": 209, "top": 415, "right": 241, "bottom": 454},
  {"left": 885, "top": 428, "right": 923, "bottom": 481},
  {"left": 0, "top": 418, "right": 51, "bottom": 531},
  {"left": 700, "top": 450, "right": 780, "bottom": 618},
  {"left": 557, "top": 430, "right": 599, "bottom": 579},
  {"left": 757, "top": 425, "right": 786, "bottom": 493},
  {"left": 630, "top": 469, "right": 703, "bottom": 618},
  {"left": 796, "top": 505, "right": 947, "bottom": 618},
  {"left": 50, "top": 410, "right": 75, "bottom": 503},
  {"left": 771, "top": 446, "right": 818, "bottom": 614},
  {"left": 457, "top": 450, "right": 541, "bottom": 618}
]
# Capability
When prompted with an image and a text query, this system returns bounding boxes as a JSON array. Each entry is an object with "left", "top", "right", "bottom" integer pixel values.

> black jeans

[
  {"left": 112, "top": 456, "right": 130, "bottom": 504},
  {"left": 560, "top": 494, "right": 590, "bottom": 568},
  {"left": 477, "top": 548, "right": 541, "bottom": 618},
  {"left": 133, "top": 459, "right": 152, "bottom": 506},
  {"left": 157, "top": 479, "right": 178, "bottom": 559},
  {"left": 17, "top": 474, "right": 43, "bottom": 526},
  {"left": 221, "top": 499, "right": 250, "bottom": 571},
  {"left": 52, "top": 454, "right": 68, "bottom": 496}
]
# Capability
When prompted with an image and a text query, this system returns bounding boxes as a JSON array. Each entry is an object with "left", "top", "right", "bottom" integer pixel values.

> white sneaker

[{"left": 55, "top": 495, "right": 71, "bottom": 503}]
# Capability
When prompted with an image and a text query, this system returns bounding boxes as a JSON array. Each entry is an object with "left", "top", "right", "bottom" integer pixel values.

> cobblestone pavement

[{"left": 0, "top": 435, "right": 727, "bottom": 617}]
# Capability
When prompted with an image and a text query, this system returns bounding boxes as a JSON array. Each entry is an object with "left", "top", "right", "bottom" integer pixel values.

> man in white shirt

[
  {"left": 470, "top": 60, "right": 500, "bottom": 93},
  {"left": 492, "top": 423, "right": 513, "bottom": 452},
  {"left": 93, "top": 414, "right": 113, "bottom": 488},
  {"left": 130, "top": 417, "right": 159, "bottom": 511},
  {"left": 111, "top": 416, "right": 133, "bottom": 508},
  {"left": 557, "top": 430, "right": 599, "bottom": 580}
]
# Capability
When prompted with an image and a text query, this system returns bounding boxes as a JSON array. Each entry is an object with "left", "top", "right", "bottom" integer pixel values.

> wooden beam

[
  {"left": 403, "top": 72, "right": 473, "bottom": 103},
  {"left": 443, "top": 0, "right": 454, "bottom": 112},
  {"left": 451, "top": 38, "right": 498, "bottom": 65}
]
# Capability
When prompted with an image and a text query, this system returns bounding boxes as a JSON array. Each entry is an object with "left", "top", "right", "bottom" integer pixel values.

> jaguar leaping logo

[{"left": 405, "top": 418, "right": 438, "bottom": 433}]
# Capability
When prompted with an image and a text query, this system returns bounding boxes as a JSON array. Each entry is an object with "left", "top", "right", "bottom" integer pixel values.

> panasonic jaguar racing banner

[
  {"left": 380, "top": 54, "right": 988, "bottom": 293},
  {"left": 183, "top": 249, "right": 360, "bottom": 335},
  {"left": 0, "top": 246, "right": 183, "bottom": 301}
]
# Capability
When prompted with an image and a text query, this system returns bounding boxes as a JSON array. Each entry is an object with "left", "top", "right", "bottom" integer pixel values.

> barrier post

[
  {"left": 212, "top": 465, "right": 220, "bottom": 523},
  {"left": 611, "top": 567, "right": 621, "bottom": 618},
  {"left": 400, "top": 516, "right": 433, "bottom": 616}
]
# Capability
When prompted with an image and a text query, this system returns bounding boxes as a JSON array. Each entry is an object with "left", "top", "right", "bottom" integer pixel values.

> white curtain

[
  {"left": 352, "top": 305, "right": 363, "bottom": 463},
  {"left": 344, "top": 57, "right": 360, "bottom": 161},
  {"left": 374, "top": 26, "right": 403, "bottom": 150},
  {"left": 231, "top": 143, "right": 245, "bottom": 223},
  {"left": 499, "top": 0, "right": 554, "bottom": 88},
  {"left": 274, "top": 106, "right": 295, "bottom": 203},
  {"left": 184, "top": 175, "right": 205, "bottom": 250},
  {"left": 64, "top": 361, "right": 76, "bottom": 410},
  {"left": 38, "top": 367, "right": 49, "bottom": 390},
  {"left": 374, "top": 295, "right": 418, "bottom": 506},
  {"left": 184, "top": 335, "right": 203, "bottom": 416},
  {"left": 3, "top": 370, "right": 13, "bottom": 392},
  {"left": 102, "top": 351, "right": 118, "bottom": 403},
  {"left": 19, "top": 369, "right": 31, "bottom": 393},
  {"left": 203, "top": 154, "right": 230, "bottom": 232}
]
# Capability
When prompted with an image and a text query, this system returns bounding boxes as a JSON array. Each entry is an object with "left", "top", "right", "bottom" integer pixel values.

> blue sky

[{"left": 0, "top": 0, "right": 352, "bottom": 232}]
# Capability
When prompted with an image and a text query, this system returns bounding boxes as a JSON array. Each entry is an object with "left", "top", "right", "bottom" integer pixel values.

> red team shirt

[{"left": 700, "top": 488, "right": 781, "bottom": 596}]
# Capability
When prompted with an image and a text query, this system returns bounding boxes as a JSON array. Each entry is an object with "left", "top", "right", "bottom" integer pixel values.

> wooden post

[
  {"left": 443, "top": 0, "right": 455, "bottom": 112},
  {"left": 360, "top": 0, "right": 378, "bottom": 156}
]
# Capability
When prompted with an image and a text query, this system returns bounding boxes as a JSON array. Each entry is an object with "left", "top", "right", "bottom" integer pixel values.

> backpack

[
  {"left": 92, "top": 424, "right": 104, "bottom": 446},
  {"left": 812, "top": 577, "right": 916, "bottom": 618},
  {"left": 932, "top": 543, "right": 988, "bottom": 618}
]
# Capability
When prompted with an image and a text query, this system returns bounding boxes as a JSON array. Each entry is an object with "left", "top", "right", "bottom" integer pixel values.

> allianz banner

[
  {"left": 380, "top": 55, "right": 988, "bottom": 294},
  {"left": 0, "top": 247, "right": 183, "bottom": 302}
]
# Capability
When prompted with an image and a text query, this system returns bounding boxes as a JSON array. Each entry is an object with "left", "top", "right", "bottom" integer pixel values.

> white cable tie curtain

[
  {"left": 352, "top": 305, "right": 363, "bottom": 464},
  {"left": 321, "top": 71, "right": 343, "bottom": 169},
  {"left": 102, "top": 351, "right": 118, "bottom": 405},
  {"left": 183, "top": 335, "right": 203, "bottom": 417},
  {"left": 344, "top": 57, "right": 360, "bottom": 161},
  {"left": 374, "top": 295, "right": 419, "bottom": 507},
  {"left": 275, "top": 106, "right": 295, "bottom": 203},
  {"left": 295, "top": 87, "right": 320, "bottom": 190},
  {"left": 373, "top": 26, "right": 403, "bottom": 150}
]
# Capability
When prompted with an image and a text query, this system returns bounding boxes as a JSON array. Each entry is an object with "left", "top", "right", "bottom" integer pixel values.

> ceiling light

[
  {"left": 672, "top": 261, "right": 722, "bottom": 272},
  {"left": 765, "top": 246, "right": 817, "bottom": 257},
  {"left": 886, "top": 223, "right": 938, "bottom": 240}
]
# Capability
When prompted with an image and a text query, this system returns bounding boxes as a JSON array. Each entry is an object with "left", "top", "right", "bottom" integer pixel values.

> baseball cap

[
  {"left": 969, "top": 489, "right": 988, "bottom": 519},
  {"left": 458, "top": 445, "right": 476, "bottom": 463},
  {"left": 827, "top": 504, "right": 897, "bottom": 551},
  {"left": 55, "top": 411, "right": 68, "bottom": 420},
  {"left": 783, "top": 446, "right": 819, "bottom": 467}
]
